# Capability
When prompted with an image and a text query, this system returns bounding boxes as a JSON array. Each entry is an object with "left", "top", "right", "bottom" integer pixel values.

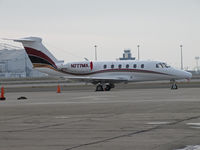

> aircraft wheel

[
  {"left": 96, "top": 84, "right": 103, "bottom": 91},
  {"left": 171, "top": 83, "right": 178, "bottom": 90},
  {"left": 104, "top": 85, "right": 111, "bottom": 91}
]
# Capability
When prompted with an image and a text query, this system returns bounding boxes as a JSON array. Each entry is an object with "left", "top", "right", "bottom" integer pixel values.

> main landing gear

[
  {"left": 170, "top": 80, "right": 178, "bottom": 90},
  {"left": 96, "top": 83, "right": 115, "bottom": 92}
]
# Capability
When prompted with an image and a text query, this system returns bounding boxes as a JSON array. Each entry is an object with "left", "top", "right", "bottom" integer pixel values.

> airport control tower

[{"left": 119, "top": 49, "right": 135, "bottom": 60}]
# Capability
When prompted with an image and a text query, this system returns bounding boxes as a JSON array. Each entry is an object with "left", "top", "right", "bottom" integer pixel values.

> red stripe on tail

[{"left": 24, "top": 47, "right": 57, "bottom": 68}]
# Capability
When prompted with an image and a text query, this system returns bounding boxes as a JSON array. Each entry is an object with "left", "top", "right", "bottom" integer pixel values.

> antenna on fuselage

[{"left": 84, "top": 57, "right": 89, "bottom": 61}]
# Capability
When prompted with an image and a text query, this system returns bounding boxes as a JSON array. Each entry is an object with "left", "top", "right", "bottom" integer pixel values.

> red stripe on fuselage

[{"left": 24, "top": 47, "right": 57, "bottom": 68}]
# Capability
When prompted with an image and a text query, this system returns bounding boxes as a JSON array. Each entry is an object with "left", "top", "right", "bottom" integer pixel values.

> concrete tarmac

[
  {"left": 3, "top": 80, "right": 200, "bottom": 93},
  {"left": 0, "top": 86, "right": 200, "bottom": 150}
]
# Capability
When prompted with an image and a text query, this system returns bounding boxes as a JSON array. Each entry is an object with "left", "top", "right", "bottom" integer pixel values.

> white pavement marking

[
  {"left": 186, "top": 123, "right": 200, "bottom": 129},
  {"left": 176, "top": 145, "right": 200, "bottom": 150},
  {"left": 186, "top": 123, "right": 200, "bottom": 126},
  {"left": 55, "top": 116, "right": 70, "bottom": 119},
  {"left": 146, "top": 122, "right": 171, "bottom": 125}
]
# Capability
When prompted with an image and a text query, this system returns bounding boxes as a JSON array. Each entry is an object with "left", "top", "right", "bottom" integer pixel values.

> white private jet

[{"left": 13, "top": 37, "right": 192, "bottom": 91}]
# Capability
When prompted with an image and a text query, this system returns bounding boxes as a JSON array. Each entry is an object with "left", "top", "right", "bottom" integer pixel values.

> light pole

[
  {"left": 137, "top": 45, "right": 140, "bottom": 60},
  {"left": 94, "top": 45, "right": 97, "bottom": 61},
  {"left": 180, "top": 45, "right": 183, "bottom": 70},
  {"left": 195, "top": 56, "right": 200, "bottom": 71}
]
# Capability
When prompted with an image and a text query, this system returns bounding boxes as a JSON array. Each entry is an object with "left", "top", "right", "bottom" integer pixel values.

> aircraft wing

[{"left": 65, "top": 76, "right": 130, "bottom": 84}]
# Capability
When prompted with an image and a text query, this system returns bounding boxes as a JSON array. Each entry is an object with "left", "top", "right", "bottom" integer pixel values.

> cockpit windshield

[{"left": 156, "top": 63, "right": 170, "bottom": 68}]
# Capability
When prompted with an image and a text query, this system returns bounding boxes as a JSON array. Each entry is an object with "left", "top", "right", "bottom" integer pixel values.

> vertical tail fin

[{"left": 14, "top": 37, "right": 61, "bottom": 69}]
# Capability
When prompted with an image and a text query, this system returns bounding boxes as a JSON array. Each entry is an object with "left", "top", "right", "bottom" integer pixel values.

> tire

[
  {"left": 96, "top": 85, "right": 103, "bottom": 91},
  {"left": 104, "top": 85, "right": 111, "bottom": 91},
  {"left": 171, "top": 84, "right": 178, "bottom": 90}
]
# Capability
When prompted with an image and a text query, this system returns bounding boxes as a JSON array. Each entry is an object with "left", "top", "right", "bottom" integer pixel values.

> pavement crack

[
  {"left": 0, "top": 116, "right": 27, "bottom": 122},
  {"left": 169, "top": 115, "right": 200, "bottom": 125},
  {"left": 64, "top": 126, "right": 160, "bottom": 150},
  {"left": 64, "top": 115, "right": 200, "bottom": 150},
  {"left": 0, "top": 123, "right": 65, "bottom": 133}
]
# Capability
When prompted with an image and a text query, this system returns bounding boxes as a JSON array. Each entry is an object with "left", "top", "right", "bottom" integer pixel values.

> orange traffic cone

[
  {"left": 57, "top": 85, "right": 61, "bottom": 93},
  {"left": 0, "top": 86, "right": 6, "bottom": 100}
]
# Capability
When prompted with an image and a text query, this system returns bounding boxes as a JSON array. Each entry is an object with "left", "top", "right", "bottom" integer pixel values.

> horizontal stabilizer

[
  {"left": 14, "top": 37, "right": 42, "bottom": 43},
  {"left": 2, "top": 37, "right": 42, "bottom": 43}
]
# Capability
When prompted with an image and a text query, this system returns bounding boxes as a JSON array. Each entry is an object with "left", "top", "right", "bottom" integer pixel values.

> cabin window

[
  {"left": 111, "top": 64, "right": 114, "bottom": 69},
  {"left": 118, "top": 64, "right": 122, "bottom": 69},
  {"left": 141, "top": 64, "right": 144, "bottom": 68},
  {"left": 126, "top": 64, "right": 129, "bottom": 69},
  {"left": 104, "top": 64, "right": 107, "bottom": 69},
  {"left": 133, "top": 64, "right": 137, "bottom": 68}
]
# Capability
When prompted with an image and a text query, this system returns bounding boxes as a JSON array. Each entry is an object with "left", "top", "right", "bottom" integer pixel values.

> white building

[{"left": 0, "top": 47, "right": 46, "bottom": 78}]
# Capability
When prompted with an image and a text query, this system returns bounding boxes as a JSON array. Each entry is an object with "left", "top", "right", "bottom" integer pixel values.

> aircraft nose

[
  {"left": 174, "top": 70, "right": 192, "bottom": 79},
  {"left": 185, "top": 71, "right": 192, "bottom": 79}
]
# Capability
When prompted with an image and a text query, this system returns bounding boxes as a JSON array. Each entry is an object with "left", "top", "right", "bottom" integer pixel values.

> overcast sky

[{"left": 0, "top": 0, "right": 200, "bottom": 69}]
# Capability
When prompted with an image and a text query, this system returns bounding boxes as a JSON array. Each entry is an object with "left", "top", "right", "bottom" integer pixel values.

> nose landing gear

[{"left": 170, "top": 80, "right": 178, "bottom": 90}]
